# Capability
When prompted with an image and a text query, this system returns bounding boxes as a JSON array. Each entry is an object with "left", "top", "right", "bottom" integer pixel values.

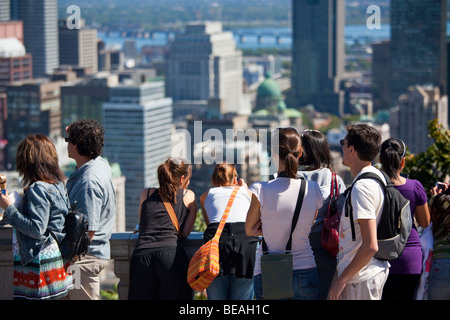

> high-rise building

[
  {"left": 0, "top": 21, "right": 23, "bottom": 43},
  {"left": 290, "top": 0, "right": 345, "bottom": 114},
  {"left": 391, "top": 85, "right": 448, "bottom": 154},
  {"left": 123, "top": 39, "right": 137, "bottom": 60},
  {"left": 58, "top": 21, "right": 98, "bottom": 74},
  {"left": 5, "top": 78, "right": 62, "bottom": 168},
  {"left": 0, "top": 38, "right": 32, "bottom": 169},
  {"left": 390, "top": 0, "right": 447, "bottom": 107},
  {"left": 11, "top": 0, "right": 59, "bottom": 77},
  {"left": 371, "top": 40, "right": 391, "bottom": 112},
  {"left": 61, "top": 73, "right": 118, "bottom": 131},
  {"left": 0, "top": 38, "right": 32, "bottom": 92},
  {"left": 165, "top": 21, "right": 244, "bottom": 115},
  {"left": 103, "top": 82, "right": 173, "bottom": 230},
  {"left": 0, "top": 0, "right": 10, "bottom": 21}
]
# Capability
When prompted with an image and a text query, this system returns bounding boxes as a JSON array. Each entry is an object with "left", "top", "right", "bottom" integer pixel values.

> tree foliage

[{"left": 403, "top": 119, "right": 450, "bottom": 195}]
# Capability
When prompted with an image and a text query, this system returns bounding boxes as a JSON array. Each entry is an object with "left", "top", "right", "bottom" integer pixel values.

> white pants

[{"left": 340, "top": 269, "right": 389, "bottom": 300}]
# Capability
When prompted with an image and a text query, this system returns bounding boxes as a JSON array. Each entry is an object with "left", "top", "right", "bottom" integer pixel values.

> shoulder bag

[
  {"left": 260, "top": 179, "right": 306, "bottom": 300},
  {"left": 162, "top": 197, "right": 181, "bottom": 236},
  {"left": 187, "top": 186, "right": 240, "bottom": 291},
  {"left": 321, "top": 172, "right": 341, "bottom": 257}
]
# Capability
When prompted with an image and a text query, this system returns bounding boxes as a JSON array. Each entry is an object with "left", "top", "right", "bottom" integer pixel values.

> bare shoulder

[{"left": 183, "top": 189, "right": 196, "bottom": 204}]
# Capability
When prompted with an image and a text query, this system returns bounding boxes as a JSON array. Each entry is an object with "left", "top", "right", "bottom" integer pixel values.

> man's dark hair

[
  {"left": 67, "top": 119, "right": 105, "bottom": 159},
  {"left": 346, "top": 123, "right": 381, "bottom": 162}
]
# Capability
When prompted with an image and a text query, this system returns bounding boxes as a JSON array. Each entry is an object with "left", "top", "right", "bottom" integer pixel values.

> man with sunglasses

[
  {"left": 64, "top": 119, "right": 117, "bottom": 300},
  {"left": 329, "top": 123, "right": 389, "bottom": 300}
]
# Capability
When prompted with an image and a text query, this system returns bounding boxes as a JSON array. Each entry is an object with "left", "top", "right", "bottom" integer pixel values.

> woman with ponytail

[
  {"left": 379, "top": 138, "right": 430, "bottom": 300},
  {"left": 128, "top": 157, "right": 197, "bottom": 300},
  {"left": 200, "top": 163, "right": 258, "bottom": 300},
  {"left": 245, "top": 127, "right": 323, "bottom": 300}
]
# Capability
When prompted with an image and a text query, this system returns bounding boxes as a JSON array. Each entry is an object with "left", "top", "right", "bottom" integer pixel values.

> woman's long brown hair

[
  {"left": 157, "top": 157, "right": 192, "bottom": 203},
  {"left": 277, "top": 128, "right": 302, "bottom": 178},
  {"left": 16, "top": 134, "right": 65, "bottom": 188},
  {"left": 211, "top": 163, "right": 237, "bottom": 187}
]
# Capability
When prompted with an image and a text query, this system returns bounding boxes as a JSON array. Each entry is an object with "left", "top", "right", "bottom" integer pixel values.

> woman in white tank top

[
  {"left": 246, "top": 127, "right": 323, "bottom": 300},
  {"left": 200, "top": 163, "right": 258, "bottom": 300}
]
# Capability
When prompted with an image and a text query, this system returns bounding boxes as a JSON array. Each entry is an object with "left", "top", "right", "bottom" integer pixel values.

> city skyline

[{"left": 0, "top": 1, "right": 448, "bottom": 230}]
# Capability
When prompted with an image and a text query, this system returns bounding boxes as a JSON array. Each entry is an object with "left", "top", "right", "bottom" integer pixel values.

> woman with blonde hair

[
  {"left": 128, "top": 157, "right": 197, "bottom": 300},
  {"left": 0, "top": 134, "right": 73, "bottom": 300},
  {"left": 200, "top": 163, "right": 258, "bottom": 300}
]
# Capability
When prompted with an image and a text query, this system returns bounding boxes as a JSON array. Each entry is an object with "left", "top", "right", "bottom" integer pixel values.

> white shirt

[
  {"left": 203, "top": 187, "right": 251, "bottom": 223},
  {"left": 337, "top": 166, "right": 390, "bottom": 283},
  {"left": 249, "top": 177, "right": 323, "bottom": 275}
]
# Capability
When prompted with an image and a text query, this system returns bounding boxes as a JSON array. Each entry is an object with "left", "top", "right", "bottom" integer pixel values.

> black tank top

[{"left": 134, "top": 188, "right": 190, "bottom": 251}]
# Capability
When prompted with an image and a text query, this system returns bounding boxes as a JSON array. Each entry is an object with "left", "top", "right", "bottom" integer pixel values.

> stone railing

[
  {"left": 109, "top": 231, "right": 204, "bottom": 300},
  {"left": 0, "top": 225, "right": 204, "bottom": 300},
  {"left": 0, "top": 225, "right": 205, "bottom": 300},
  {"left": 0, "top": 224, "right": 13, "bottom": 300}
]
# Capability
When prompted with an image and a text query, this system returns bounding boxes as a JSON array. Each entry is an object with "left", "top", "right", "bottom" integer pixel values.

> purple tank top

[{"left": 390, "top": 179, "right": 428, "bottom": 274}]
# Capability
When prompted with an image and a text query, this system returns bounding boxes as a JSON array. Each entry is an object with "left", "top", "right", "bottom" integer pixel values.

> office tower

[
  {"left": 5, "top": 79, "right": 62, "bottom": 168},
  {"left": 59, "top": 22, "right": 98, "bottom": 73},
  {"left": 165, "top": 21, "right": 244, "bottom": 115},
  {"left": 0, "top": 21, "right": 23, "bottom": 43},
  {"left": 0, "top": 38, "right": 32, "bottom": 92},
  {"left": 0, "top": 0, "right": 10, "bottom": 21},
  {"left": 123, "top": 39, "right": 137, "bottom": 60},
  {"left": 103, "top": 82, "right": 173, "bottom": 230},
  {"left": 371, "top": 40, "right": 391, "bottom": 111},
  {"left": 0, "top": 38, "right": 32, "bottom": 168},
  {"left": 61, "top": 73, "right": 118, "bottom": 131},
  {"left": 391, "top": 85, "right": 448, "bottom": 154},
  {"left": 12, "top": 0, "right": 59, "bottom": 77},
  {"left": 290, "top": 0, "right": 345, "bottom": 114},
  {"left": 390, "top": 0, "right": 447, "bottom": 107}
]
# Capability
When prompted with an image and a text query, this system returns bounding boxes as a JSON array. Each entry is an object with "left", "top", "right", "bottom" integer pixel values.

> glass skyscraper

[
  {"left": 390, "top": 0, "right": 447, "bottom": 107},
  {"left": 11, "top": 0, "right": 59, "bottom": 77},
  {"left": 290, "top": 0, "right": 345, "bottom": 114}
]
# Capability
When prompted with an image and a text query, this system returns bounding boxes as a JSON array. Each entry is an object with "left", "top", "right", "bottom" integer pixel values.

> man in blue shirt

[{"left": 65, "top": 119, "right": 117, "bottom": 300}]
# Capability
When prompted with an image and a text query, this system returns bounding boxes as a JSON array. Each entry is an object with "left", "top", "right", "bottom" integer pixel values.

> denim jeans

[
  {"left": 254, "top": 267, "right": 320, "bottom": 300},
  {"left": 428, "top": 258, "right": 450, "bottom": 300},
  {"left": 206, "top": 275, "right": 254, "bottom": 300}
]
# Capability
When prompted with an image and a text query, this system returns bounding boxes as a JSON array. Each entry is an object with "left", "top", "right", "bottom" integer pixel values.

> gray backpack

[{"left": 344, "top": 170, "right": 412, "bottom": 261}]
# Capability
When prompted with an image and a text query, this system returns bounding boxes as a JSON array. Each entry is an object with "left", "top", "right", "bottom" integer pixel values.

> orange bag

[{"left": 187, "top": 186, "right": 240, "bottom": 291}]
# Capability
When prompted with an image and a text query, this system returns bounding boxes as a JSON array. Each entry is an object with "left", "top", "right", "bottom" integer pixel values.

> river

[{"left": 98, "top": 22, "right": 450, "bottom": 52}]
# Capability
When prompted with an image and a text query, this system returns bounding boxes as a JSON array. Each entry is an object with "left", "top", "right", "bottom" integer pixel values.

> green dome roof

[{"left": 257, "top": 71, "right": 282, "bottom": 99}]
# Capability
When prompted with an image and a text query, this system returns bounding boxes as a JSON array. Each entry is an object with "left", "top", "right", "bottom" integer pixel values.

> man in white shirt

[{"left": 329, "top": 123, "right": 389, "bottom": 300}]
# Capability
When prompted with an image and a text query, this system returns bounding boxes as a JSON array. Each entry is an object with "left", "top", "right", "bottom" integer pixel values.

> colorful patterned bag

[
  {"left": 187, "top": 186, "right": 240, "bottom": 291},
  {"left": 12, "top": 231, "right": 73, "bottom": 300}
]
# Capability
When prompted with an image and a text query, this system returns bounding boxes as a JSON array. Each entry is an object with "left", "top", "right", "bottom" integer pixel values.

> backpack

[
  {"left": 344, "top": 169, "right": 412, "bottom": 261},
  {"left": 59, "top": 200, "right": 90, "bottom": 262}
]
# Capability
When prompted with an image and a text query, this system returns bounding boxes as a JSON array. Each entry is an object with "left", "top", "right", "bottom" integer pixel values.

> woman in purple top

[{"left": 379, "top": 138, "right": 430, "bottom": 300}]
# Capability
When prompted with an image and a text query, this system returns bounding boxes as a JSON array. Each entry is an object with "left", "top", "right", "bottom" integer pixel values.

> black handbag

[{"left": 260, "top": 178, "right": 306, "bottom": 299}]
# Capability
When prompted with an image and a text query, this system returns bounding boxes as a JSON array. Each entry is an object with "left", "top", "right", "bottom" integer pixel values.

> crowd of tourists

[{"left": 0, "top": 120, "right": 448, "bottom": 300}]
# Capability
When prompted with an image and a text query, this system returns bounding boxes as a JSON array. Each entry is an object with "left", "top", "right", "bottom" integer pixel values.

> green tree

[{"left": 403, "top": 119, "right": 450, "bottom": 195}]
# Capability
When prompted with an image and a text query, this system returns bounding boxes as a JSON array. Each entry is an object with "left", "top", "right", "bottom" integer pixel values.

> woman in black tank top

[{"left": 128, "top": 158, "right": 197, "bottom": 300}]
